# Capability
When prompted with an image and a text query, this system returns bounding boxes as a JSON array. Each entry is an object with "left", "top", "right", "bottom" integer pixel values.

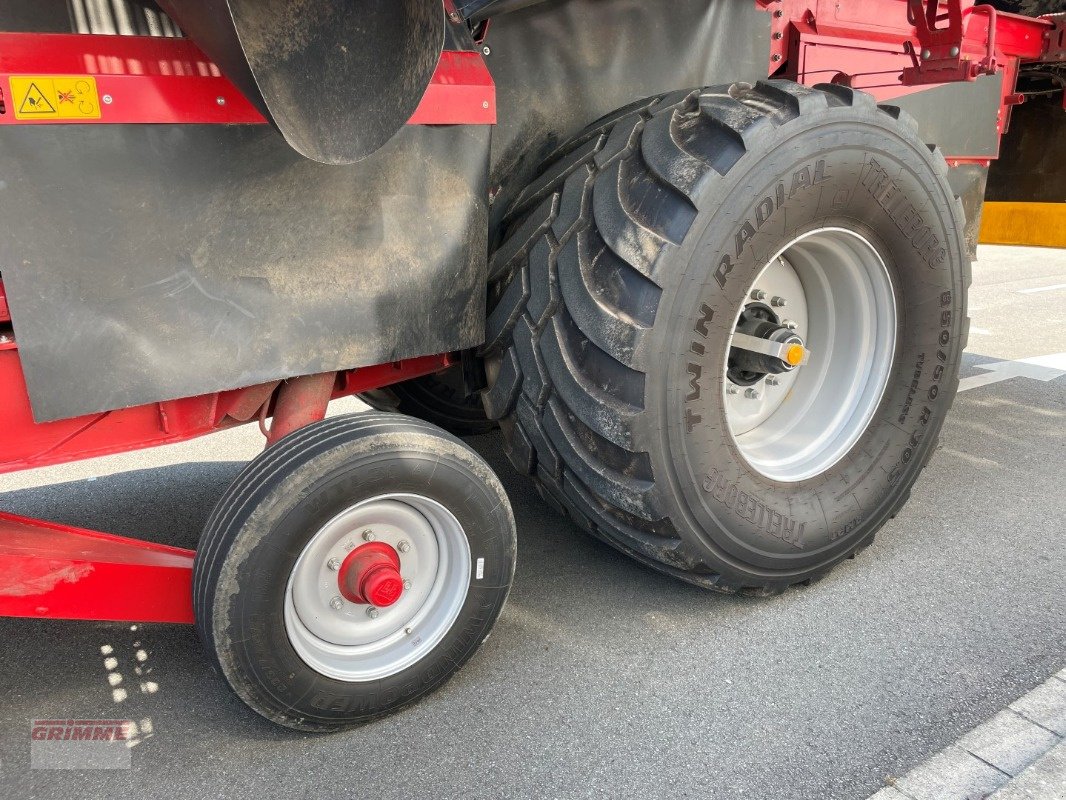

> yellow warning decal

[{"left": 10, "top": 76, "right": 102, "bottom": 120}]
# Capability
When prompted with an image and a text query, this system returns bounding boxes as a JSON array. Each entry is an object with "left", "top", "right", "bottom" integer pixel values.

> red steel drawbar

[{"left": 0, "top": 512, "right": 196, "bottom": 624}]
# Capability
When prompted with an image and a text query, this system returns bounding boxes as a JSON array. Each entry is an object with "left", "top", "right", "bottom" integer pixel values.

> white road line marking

[
  {"left": 957, "top": 353, "right": 1066, "bottom": 393},
  {"left": 1017, "top": 283, "right": 1066, "bottom": 294}
]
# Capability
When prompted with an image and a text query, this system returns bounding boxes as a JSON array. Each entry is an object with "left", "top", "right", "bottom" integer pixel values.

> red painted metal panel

[
  {"left": 408, "top": 50, "right": 496, "bottom": 125},
  {"left": 967, "top": 7, "right": 1049, "bottom": 62},
  {"left": 0, "top": 511, "right": 195, "bottom": 623},
  {"left": 0, "top": 32, "right": 263, "bottom": 125},
  {"left": 768, "top": 0, "right": 1054, "bottom": 157},
  {"left": 0, "top": 32, "right": 494, "bottom": 127},
  {"left": 771, "top": 1, "right": 1052, "bottom": 87}
]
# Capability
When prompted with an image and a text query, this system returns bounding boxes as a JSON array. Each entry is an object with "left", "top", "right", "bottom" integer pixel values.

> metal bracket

[
  {"left": 1041, "top": 13, "right": 1066, "bottom": 63},
  {"left": 902, "top": 0, "right": 998, "bottom": 86},
  {"left": 730, "top": 332, "right": 811, "bottom": 366}
]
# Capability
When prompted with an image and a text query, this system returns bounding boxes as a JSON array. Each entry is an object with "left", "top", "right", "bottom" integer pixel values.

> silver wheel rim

[
  {"left": 724, "top": 228, "right": 897, "bottom": 482},
  {"left": 284, "top": 493, "right": 471, "bottom": 682}
]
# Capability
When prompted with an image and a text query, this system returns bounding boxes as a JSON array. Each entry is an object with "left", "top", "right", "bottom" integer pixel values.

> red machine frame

[
  {"left": 0, "top": 32, "right": 496, "bottom": 126},
  {"left": 764, "top": 0, "right": 1054, "bottom": 167},
  {"left": 0, "top": 0, "right": 1060, "bottom": 625}
]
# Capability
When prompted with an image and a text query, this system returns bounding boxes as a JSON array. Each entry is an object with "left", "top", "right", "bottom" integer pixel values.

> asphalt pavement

[{"left": 0, "top": 244, "right": 1063, "bottom": 799}]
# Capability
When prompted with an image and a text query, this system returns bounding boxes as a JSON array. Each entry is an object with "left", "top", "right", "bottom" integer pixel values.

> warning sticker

[{"left": 10, "top": 76, "right": 102, "bottom": 121}]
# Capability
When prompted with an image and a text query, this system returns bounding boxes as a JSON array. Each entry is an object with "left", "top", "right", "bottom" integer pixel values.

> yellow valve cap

[{"left": 785, "top": 344, "right": 806, "bottom": 366}]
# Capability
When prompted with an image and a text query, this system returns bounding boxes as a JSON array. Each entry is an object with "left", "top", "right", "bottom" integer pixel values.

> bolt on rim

[
  {"left": 723, "top": 227, "right": 897, "bottom": 482},
  {"left": 284, "top": 493, "right": 471, "bottom": 681}
]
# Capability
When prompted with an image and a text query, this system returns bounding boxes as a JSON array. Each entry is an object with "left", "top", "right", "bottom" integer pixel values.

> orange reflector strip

[{"left": 978, "top": 202, "right": 1066, "bottom": 249}]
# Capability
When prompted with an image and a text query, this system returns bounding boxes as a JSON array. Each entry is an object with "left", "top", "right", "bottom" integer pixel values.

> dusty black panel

[
  {"left": 987, "top": 94, "right": 1066, "bottom": 203},
  {"left": 892, "top": 74, "right": 1003, "bottom": 158},
  {"left": 0, "top": 123, "right": 489, "bottom": 422},
  {"left": 484, "top": 0, "right": 770, "bottom": 222},
  {"left": 947, "top": 163, "right": 989, "bottom": 259}
]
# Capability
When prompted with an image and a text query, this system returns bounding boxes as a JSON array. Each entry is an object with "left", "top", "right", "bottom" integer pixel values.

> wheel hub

[
  {"left": 283, "top": 494, "right": 471, "bottom": 682},
  {"left": 728, "top": 306, "right": 808, "bottom": 383},
  {"left": 337, "top": 542, "right": 404, "bottom": 607},
  {"left": 723, "top": 228, "right": 897, "bottom": 482}
]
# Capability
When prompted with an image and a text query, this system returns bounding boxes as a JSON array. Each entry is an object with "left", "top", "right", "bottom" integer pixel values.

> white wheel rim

[
  {"left": 723, "top": 228, "right": 897, "bottom": 482},
  {"left": 284, "top": 493, "right": 471, "bottom": 682}
]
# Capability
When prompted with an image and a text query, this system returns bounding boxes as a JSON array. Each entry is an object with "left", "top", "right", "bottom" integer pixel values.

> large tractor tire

[
  {"left": 360, "top": 367, "right": 495, "bottom": 436},
  {"left": 481, "top": 80, "right": 968, "bottom": 593}
]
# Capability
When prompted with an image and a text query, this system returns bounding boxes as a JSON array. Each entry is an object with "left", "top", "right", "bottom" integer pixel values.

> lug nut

[
  {"left": 727, "top": 384, "right": 738, "bottom": 395},
  {"left": 766, "top": 376, "right": 779, "bottom": 386},
  {"left": 771, "top": 296, "right": 787, "bottom": 307},
  {"left": 366, "top": 607, "right": 379, "bottom": 619},
  {"left": 783, "top": 319, "right": 798, "bottom": 330},
  {"left": 327, "top": 557, "right": 342, "bottom": 571},
  {"left": 751, "top": 289, "right": 767, "bottom": 301},
  {"left": 329, "top": 596, "right": 344, "bottom": 610},
  {"left": 397, "top": 540, "right": 411, "bottom": 553},
  {"left": 361, "top": 529, "right": 375, "bottom": 542},
  {"left": 745, "top": 387, "right": 761, "bottom": 400}
]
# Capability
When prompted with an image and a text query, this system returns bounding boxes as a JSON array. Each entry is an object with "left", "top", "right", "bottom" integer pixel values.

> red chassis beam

[
  {"left": 0, "top": 340, "right": 454, "bottom": 475},
  {"left": 0, "top": 32, "right": 495, "bottom": 126},
  {"left": 0, "top": 512, "right": 195, "bottom": 623}
]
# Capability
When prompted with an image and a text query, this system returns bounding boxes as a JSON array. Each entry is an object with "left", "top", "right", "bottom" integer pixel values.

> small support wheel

[{"left": 193, "top": 412, "right": 516, "bottom": 731}]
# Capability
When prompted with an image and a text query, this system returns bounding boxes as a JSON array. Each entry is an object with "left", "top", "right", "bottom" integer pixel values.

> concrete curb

[{"left": 869, "top": 668, "right": 1066, "bottom": 800}]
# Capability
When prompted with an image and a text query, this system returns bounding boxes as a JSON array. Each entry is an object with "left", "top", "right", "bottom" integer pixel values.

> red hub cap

[{"left": 337, "top": 542, "right": 404, "bottom": 607}]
